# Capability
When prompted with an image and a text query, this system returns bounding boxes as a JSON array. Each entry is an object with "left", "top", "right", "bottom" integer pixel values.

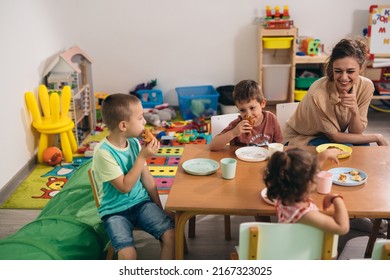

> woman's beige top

[{"left": 284, "top": 76, "right": 374, "bottom": 146}]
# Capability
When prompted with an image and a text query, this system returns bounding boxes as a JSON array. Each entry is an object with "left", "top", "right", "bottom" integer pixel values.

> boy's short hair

[
  {"left": 101, "top": 93, "right": 140, "bottom": 131},
  {"left": 233, "top": 80, "right": 265, "bottom": 105}
]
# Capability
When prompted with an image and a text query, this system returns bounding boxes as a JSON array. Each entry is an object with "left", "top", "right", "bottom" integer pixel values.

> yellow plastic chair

[
  {"left": 25, "top": 85, "right": 78, "bottom": 163},
  {"left": 234, "top": 222, "right": 338, "bottom": 260}
]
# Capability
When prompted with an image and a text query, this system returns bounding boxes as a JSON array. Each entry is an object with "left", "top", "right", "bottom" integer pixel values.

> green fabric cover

[{"left": 0, "top": 159, "right": 111, "bottom": 260}]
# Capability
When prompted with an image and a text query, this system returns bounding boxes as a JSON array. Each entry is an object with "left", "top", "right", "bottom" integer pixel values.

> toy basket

[{"left": 176, "top": 85, "right": 219, "bottom": 120}]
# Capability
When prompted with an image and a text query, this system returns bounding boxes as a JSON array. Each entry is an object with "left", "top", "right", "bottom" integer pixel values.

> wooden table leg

[
  {"left": 188, "top": 216, "right": 196, "bottom": 238},
  {"left": 224, "top": 215, "right": 231, "bottom": 241},
  {"left": 364, "top": 218, "right": 382, "bottom": 258},
  {"left": 175, "top": 211, "right": 196, "bottom": 260}
]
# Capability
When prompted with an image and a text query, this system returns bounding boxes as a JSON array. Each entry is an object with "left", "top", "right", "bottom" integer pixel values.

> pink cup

[{"left": 316, "top": 171, "right": 333, "bottom": 194}]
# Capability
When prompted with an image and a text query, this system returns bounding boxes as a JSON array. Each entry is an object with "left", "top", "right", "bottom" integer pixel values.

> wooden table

[{"left": 165, "top": 145, "right": 390, "bottom": 259}]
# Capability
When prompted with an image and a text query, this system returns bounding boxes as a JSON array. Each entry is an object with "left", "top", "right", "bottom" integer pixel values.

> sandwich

[
  {"left": 338, "top": 174, "right": 347, "bottom": 182},
  {"left": 245, "top": 115, "right": 255, "bottom": 126},
  {"left": 351, "top": 174, "right": 363, "bottom": 182},
  {"left": 142, "top": 129, "right": 155, "bottom": 144}
]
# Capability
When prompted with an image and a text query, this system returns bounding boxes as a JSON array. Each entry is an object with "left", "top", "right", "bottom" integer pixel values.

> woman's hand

[
  {"left": 339, "top": 89, "right": 358, "bottom": 114},
  {"left": 375, "top": 134, "right": 389, "bottom": 146}
]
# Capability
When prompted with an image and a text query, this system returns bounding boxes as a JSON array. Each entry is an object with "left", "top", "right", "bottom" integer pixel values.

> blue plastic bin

[
  {"left": 137, "top": 89, "right": 163, "bottom": 108},
  {"left": 175, "top": 85, "right": 219, "bottom": 120}
]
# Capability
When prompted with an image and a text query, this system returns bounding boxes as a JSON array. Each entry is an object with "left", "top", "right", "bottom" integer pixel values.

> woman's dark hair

[
  {"left": 324, "top": 38, "right": 369, "bottom": 81},
  {"left": 264, "top": 148, "right": 318, "bottom": 205}
]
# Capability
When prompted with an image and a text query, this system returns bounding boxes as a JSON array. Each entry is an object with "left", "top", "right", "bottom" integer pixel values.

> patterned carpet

[{"left": 1, "top": 121, "right": 210, "bottom": 209}]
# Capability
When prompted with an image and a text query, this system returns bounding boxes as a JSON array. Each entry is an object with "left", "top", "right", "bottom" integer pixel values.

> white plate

[
  {"left": 235, "top": 147, "right": 269, "bottom": 162},
  {"left": 328, "top": 167, "right": 368, "bottom": 186},
  {"left": 182, "top": 158, "right": 220, "bottom": 176},
  {"left": 260, "top": 188, "right": 276, "bottom": 205}
]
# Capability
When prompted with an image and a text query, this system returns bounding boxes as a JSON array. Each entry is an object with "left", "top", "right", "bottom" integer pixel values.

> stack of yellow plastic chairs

[{"left": 25, "top": 85, "right": 78, "bottom": 163}]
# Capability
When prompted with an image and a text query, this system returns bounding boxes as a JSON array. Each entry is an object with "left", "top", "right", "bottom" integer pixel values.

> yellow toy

[{"left": 25, "top": 85, "right": 78, "bottom": 163}]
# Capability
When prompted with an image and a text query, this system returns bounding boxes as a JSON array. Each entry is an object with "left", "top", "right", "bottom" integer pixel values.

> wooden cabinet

[{"left": 258, "top": 27, "right": 297, "bottom": 103}]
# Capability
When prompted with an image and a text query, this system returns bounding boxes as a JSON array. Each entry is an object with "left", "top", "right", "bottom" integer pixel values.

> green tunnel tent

[{"left": 0, "top": 159, "right": 111, "bottom": 260}]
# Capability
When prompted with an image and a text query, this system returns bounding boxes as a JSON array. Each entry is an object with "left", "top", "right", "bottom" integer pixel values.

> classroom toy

[
  {"left": 263, "top": 5, "right": 293, "bottom": 29},
  {"left": 301, "top": 38, "right": 321, "bottom": 56},
  {"left": 43, "top": 147, "right": 63, "bottom": 166},
  {"left": 25, "top": 85, "right": 78, "bottom": 163}
]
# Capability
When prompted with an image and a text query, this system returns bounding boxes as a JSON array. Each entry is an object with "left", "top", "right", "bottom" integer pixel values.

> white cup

[
  {"left": 220, "top": 158, "right": 237, "bottom": 180},
  {"left": 316, "top": 171, "right": 333, "bottom": 194},
  {"left": 268, "top": 143, "right": 284, "bottom": 156}
]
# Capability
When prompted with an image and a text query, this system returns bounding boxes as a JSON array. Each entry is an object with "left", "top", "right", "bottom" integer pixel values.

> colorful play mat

[{"left": 1, "top": 120, "right": 211, "bottom": 209}]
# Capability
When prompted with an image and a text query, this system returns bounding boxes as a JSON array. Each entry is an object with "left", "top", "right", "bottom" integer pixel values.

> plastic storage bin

[
  {"left": 262, "top": 37, "right": 293, "bottom": 49},
  {"left": 137, "top": 89, "right": 163, "bottom": 108},
  {"left": 176, "top": 85, "right": 219, "bottom": 120},
  {"left": 295, "top": 70, "right": 322, "bottom": 89},
  {"left": 294, "top": 89, "right": 307, "bottom": 101},
  {"left": 263, "top": 64, "right": 291, "bottom": 101},
  {"left": 220, "top": 104, "right": 238, "bottom": 114}
]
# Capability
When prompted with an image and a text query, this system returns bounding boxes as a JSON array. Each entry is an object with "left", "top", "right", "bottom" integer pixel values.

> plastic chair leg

[
  {"left": 37, "top": 133, "right": 49, "bottom": 163},
  {"left": 60, "top": 132, "right": 73, "bottom": 163},
  {"left": 67, "top": 129, "right": 78, "bottom": 152}
]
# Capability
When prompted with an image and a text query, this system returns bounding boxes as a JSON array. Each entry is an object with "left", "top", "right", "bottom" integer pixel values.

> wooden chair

[
  {"left": 88, "top": 168, "right": 188, "bottom": 258},
  {"left": 232, "top": 222, "right": 338, "bottom": 260},
  {"left": 371, "top": 239, "right": 390, "bottom": 260},
  {"left": 87, "top": 168, "right": 116, "bottom": 260}
]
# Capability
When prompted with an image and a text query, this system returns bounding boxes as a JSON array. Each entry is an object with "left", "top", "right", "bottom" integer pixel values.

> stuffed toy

[{"left": 144, "top": 107, "right": 176, "bottom": 126}]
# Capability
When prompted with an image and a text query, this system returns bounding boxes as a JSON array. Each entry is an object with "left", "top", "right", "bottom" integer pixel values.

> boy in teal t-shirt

[{"left": 92, "top": 93, "right": 174, "bottom": 260}]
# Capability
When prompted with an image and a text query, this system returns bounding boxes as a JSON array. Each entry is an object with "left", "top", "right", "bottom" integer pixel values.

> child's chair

[
  {"left": 232, "top": 222, "right": 338, "bottom": 260},
  {"left": 87, "top": 168, "right": 116, "bottom": 259},
  {"left": 371, "top": 239, "right": 390, "bottom": 260},
  {"left": 210, "top": 113, "right": 240, "bottom": 138},
  {"left": 25, "top": 85, "right": 78, "bottom": 163},
  {"left": 276, "top": 102, "right": 299, "bottom": 132}
]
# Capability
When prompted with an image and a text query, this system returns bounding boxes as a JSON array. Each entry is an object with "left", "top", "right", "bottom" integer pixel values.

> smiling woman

[{"left": 283, "top": 38, "right": 388, "bottom": 147}]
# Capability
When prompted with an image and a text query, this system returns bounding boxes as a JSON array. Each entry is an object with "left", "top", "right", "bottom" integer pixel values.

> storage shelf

[
  {"left": 372, "top": 95, "right": 390, "bottom": 100},
  {"left": 295, "top": 54, "right": 328, "bottom": 64},
  {"left": 258, "top": 26, "right": 297, "bottom": 103}
]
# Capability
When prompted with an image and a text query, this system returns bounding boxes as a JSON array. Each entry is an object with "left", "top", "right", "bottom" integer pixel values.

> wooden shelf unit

[{"left": 258, "top": 27, "right": 297, "bottom": 103}]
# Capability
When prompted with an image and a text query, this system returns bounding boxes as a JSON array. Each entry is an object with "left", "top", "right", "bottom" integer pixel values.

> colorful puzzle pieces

[
  {"left": 148, "top": 166, "right": 178, "bottom": 177},
  {"left": 156, "top": 147, "right": 184, "bottom": 156}
]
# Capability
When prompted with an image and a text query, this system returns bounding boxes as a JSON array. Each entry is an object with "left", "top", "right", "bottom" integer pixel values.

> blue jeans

[
  {"left": 308, "top": 136, "right": 370, "bottom": 146},
  {"left": 102, "top": 200, "right": 174, "bottom": 252}
]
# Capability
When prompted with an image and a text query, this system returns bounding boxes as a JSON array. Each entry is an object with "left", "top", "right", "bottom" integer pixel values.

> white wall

[
  {"left": 0, "top": 0, "right": 78, "bottom": 190},
  {"left": 78, "top": 0, "right": 386, "bottom": 105},
  {"left": 0, "top": 0, "right": 387, "bottom": 191}
]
